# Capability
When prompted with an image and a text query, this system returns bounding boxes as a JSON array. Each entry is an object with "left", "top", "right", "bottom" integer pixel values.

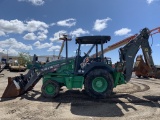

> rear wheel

[
  {"left": 41, "top": 80, "right": 60, "bottom": 98},
  {"left": 84, "top": 69, "right": 114, "bottom": 99}
]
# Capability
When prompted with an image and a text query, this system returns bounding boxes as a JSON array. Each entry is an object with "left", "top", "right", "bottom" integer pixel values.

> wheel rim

[
  {"left": 45, "top": 84, "right": 56, "bottom": 95},
  {"left": 92, "top": 77, "right": 108, "bottom": 92}
]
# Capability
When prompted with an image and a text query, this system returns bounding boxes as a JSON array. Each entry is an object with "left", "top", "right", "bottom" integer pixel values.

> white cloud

[
  {"left": 0, "top": 38, "right": 33, "bottom": 55},
  {"left": 47, "top": 45, "right": 61, "bottom": 52},
  {"left": 23, "top": 33, "right": 37, "bottom": 40},
  {"left": 37, "top": 32, "right": 47, "bottom": 40},
  {"left": 146, "top": 0, "right": 160, "bottom": 4},
  {"left": 0, "top": 31, "right": 5, "bottom": 36},
  {"left": 50, "top": 30, "right": 67, "bottom": 42},
  {"left": 33, "top": 41, "right": 53, "bottom": 49},
  {"left": 146, "top": 0, "right": 155, "bottom": 4},
  {"left": 26, "top": 20, "right": 48, "bottom": 33},
  {"left": 33, "top": 41, "right": 40, "bottom": 46},
  {"left": 93, "top": 17, "right": 112, "bottom": 32},
  {"left": 0, "top": 19, "right": 26, "bottom": 35},
  {"left": 50, "top": 23, "right": 55, "bottom": 26},
  {"left": 1, "top": 48, "right": 20, "bottom": 56},
  {"left": 18, "top": 0, "right": 45, "bottom": 6},
  {"left": 57, "top": 18, "right": 76, "bottom": 27},
  {"left": 0, "top": 19, "right": 48, "bottom": 40},
  {"left": 70, "top": 28, "right": 89, "bottom": 37},
  {"left": 23, "top": 32, "right": 47, "bottom": 41},
  {"left": 8, "top": 48, "right": 20, "bottom": 56},
  {"left": 114, "top": 28, "right": 131, "bottom": 36}
]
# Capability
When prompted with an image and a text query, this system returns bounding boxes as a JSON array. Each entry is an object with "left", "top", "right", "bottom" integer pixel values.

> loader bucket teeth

[{"left": 1, "top": 77, "right": 21, "bottom": 98}]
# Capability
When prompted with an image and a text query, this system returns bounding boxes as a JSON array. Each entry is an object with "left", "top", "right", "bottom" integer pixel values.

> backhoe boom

[{"left": 117, "top": 28, "right": 150, "bottom": 82}]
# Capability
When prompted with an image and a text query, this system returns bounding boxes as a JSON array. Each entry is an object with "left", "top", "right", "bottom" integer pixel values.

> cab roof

[{"left": 76, "top": 36, "right": 111, "bottom": 44}]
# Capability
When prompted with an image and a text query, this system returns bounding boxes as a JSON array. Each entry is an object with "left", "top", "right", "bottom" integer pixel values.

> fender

[{"left": 83, "top": 62, "right": 114, "bottom": 77}]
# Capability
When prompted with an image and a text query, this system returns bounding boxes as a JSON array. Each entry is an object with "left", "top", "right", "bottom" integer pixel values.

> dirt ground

[{"left": 0, "top": 70, "right": 160, "bottom": 120}]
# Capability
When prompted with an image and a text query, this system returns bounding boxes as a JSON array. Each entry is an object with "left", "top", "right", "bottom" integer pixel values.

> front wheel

[
  {"left": 137, "top": 75, "right": 141, "bottom": 78},
  {"left": 41, "top": 80, "right": 60, "bottom": 98},
  {"left": 84, "top": 69, "right": 114, "bottom": 99}
]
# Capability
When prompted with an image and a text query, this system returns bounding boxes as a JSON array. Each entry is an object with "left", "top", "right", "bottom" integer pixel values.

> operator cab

[{"left": 74, "top": 36, "right": 111, "bottom": 74}]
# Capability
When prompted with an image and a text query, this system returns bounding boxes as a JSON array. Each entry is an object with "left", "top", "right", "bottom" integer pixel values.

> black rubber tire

[
  {"left": 137, "top": 75, "right": 141, "bottom": 78},
  {"left": 155, "top": 70, "right": 160, "bottom": 79},
  {"left": 143, "top": 76, "right": 148, "bottom": 79},
  {"left": 9, "top": 68, "right": 13, "bottom": 72},
  {"left": 84, "top": 69, "right": 114, "bottom": 99},
  {"left": 41, "top": 80, "right": 60, "bottom": 98}
]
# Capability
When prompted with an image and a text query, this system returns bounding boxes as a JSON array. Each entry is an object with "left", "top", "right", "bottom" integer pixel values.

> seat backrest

[{"left": 74, "top": 55, "right": 83, "bottom": 72}]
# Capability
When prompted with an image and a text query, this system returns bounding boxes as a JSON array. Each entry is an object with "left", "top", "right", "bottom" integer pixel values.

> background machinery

[
  {"left": 9, "top": 59, "right": 27, "bottom": 72},
  {"left": 134, "top": 54, "right": 160, "bottom": 78},
  {"left": 2, "top": 27, "right": 159, "bottom": 99}
]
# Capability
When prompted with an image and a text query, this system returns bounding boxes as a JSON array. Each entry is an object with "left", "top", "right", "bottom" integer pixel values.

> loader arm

[
  {"left": 117, "top": 28, "right": 150, "bottom": 82},
  {"left": 2, "top": 54, "right": 74, "bottom": 98}
]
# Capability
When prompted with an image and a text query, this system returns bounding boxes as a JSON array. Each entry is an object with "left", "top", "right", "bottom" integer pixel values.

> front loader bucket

[
  {"left": 1, "top": 71, "right": 42, "bottom": 98},
  {"left": 2, "top": 77, "right": 21, "bottom": 98},
  {"left": 1, "top": 54, "right": 43, "bottom": 98}
]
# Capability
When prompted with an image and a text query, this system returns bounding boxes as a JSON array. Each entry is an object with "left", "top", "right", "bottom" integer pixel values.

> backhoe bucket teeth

[{"left": 2, "top": 77, "right": 21, "bottom": 98}]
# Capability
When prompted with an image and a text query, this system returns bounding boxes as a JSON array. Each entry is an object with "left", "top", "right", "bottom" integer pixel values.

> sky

[{"left": 0, "top": 0, "right": 160, "bottom": 64}]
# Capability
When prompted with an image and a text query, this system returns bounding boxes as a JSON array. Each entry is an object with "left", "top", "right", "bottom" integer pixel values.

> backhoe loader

[{"left": 2, "top": 27, "right": 159, "bottom": 99}]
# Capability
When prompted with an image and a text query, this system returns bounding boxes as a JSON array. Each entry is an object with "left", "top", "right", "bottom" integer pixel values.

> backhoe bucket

[{"left": 2, "top": 77, "right": 21, "bottom": 98}]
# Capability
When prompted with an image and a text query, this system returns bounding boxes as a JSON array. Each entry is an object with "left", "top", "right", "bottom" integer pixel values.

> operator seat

[{"left": 74, "top": 55, "right": 83, "bottom": 72}]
